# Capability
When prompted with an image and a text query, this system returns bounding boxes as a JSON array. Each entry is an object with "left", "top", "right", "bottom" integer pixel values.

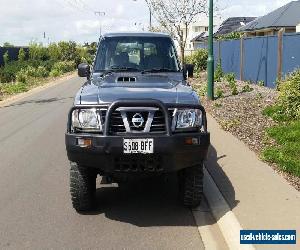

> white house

[
  {"left": 297, "top": 23, "right": 300, "bottom": 33},
  {"left": 179, "top": 18, "right": 220, "bottom": 55}
]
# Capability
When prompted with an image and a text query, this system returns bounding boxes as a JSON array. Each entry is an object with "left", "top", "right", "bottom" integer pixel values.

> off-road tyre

[
  {"left": 70, "top": 162, "right": 96, "bottom": 212},
  {"left": 178, "top": 163, "right": 204, "bottom": 208}
]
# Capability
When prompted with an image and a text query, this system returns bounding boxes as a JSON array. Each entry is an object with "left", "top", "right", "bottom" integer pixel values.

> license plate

[{"left": 123, "top": 138, "right": 154, "bottom": 154}]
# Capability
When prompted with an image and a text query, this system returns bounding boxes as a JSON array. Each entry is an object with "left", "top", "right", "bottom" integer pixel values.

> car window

[
  {"left": 144, "top": 43, "right": 157, "bottom": 57},
  {"left": 113, "top": 42, "right": 141, "bottom": 66},
  {"left": 94, "top": 36, "right": 180, "bottom": 72}
]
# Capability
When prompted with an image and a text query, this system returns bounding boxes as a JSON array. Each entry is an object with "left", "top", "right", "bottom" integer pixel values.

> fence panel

[
  {"left": 219, "top": 40, "right": 241, "bottom": 79},
  {"left": 243, "top": 37, "right": 268, "bottom": 85},
  {"left": 282, "top": 33, "right": 300, "bottom": 77},
  {"left": 214, "top": 33, "right": 300, "bottom": 89},
  {"left": 265, "top": 36, "right": 278, "bottom": 88}
]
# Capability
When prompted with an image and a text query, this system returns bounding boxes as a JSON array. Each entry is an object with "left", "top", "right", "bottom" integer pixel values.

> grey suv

[{"left": 65, "top": 32, "right": 210, "bottom": 212}]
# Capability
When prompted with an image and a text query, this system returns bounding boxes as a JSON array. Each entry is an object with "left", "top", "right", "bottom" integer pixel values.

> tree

[
  {"left": 3, "top": 42, "right": 14, "bottom": 47},
  {"left": 146, "top": 0, "right": 208, "bottom": 64},
  {"left": 217, "top": 32, "right": 243, "bottom": 41}
]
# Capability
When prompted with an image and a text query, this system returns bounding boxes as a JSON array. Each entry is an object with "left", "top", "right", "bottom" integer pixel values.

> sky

[{"left": 0, "top": 0, "right": 293, "bottom": 46}]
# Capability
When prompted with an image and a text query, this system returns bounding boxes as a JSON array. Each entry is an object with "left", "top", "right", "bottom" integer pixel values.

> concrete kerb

[{"left": 193, "top": 167, "right": 255, "bottom": 250}]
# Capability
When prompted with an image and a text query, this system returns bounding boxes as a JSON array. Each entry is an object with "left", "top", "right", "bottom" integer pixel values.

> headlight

[
  {"left": 72, "top": 108, "right": 102, "bottom": 131},
  {"left": 175, "top": 109, "right": 202, "bottom": 129}
]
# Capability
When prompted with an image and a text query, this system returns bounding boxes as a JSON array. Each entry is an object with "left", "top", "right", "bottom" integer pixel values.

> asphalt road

[{"left": 0, "top": 76, "right": 211, "bottom": 249}]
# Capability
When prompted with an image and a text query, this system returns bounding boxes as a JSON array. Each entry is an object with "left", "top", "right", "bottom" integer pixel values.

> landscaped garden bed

[{"left": 191, "top": 71, "right": 300, "bottom": 191}]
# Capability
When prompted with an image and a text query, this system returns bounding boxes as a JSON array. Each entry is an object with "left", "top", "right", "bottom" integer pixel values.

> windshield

[{"left": 94, "top": 36, "right": 180, "bottom": 72}]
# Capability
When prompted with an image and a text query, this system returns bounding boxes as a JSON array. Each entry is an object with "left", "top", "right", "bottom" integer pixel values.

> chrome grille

[
  {"left": 102, "top": 108, "right": 176, "bottom": 134},
  {"left": 109, "top": 110, "right": 126, "bottom": 133},
  {"left": 150, "top": 110, "right": 165, "bottom": 132}
]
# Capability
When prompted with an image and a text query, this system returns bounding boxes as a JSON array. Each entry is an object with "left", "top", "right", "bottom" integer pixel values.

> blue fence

[
  {"left": 214, "top": 33, "right": 300, "bottom": 88},
  {"left": 282, "top": 33, "right": 300, "bottom": 75},
  {"left": 0, "top": 47, "right": 29, "bottom": 67}
]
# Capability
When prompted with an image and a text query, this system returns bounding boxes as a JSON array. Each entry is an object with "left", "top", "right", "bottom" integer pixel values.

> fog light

[
  {"left": 185, "top": 137, "right": 199, "bottom": 145},
  {"left": 77, "top": 138, "right": 92, "bottom": 148}
]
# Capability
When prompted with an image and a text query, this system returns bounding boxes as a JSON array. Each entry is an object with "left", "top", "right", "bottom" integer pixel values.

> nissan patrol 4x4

[{"left": 65, "top": 32, "right": 210, "bottom": 212}]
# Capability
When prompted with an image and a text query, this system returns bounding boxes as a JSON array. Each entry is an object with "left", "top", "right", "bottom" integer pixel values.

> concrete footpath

[{"left": 205, "top": 114, "right": 300, "bottom": 250}]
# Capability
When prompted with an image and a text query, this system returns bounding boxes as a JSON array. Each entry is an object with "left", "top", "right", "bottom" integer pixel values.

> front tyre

[
  {"left": 179, "top": 163, "right": 204, "bottom": 208},
  {"left": 70, "top": 162, "right": 96, "bottom": 212}
]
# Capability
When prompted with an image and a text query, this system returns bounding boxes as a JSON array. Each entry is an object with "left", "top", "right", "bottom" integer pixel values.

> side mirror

[
  {"left": 78, "top": 63, "right": 90, "bottom": 78},
  {"left": 183, "top": 64, "right": 194, "bottom": 79}
]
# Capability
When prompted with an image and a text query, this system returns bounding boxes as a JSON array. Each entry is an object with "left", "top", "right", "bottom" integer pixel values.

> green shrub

[
  {"left": 214, "top": 102, "right": 222, "bottom": 108},
  {"left": 57, "top": 41, "right": 77, "bottom": 62},
  {"left": 185, "top": 49, "right": 208, "bottom": 73},
  {"left": 18, "top": 48, "right": 26, "bottom": 62},
  {"left": 36, "top": 66, "right": 49, "bottom": 78},
  {"left": 224, "top": 73, "right": 238, "bottom": 95},
  {"left": 51, "top": 61, "right": 75, "bottom": 74},
  {"left": 224, "top": 73, "right": 235, "bottom": 84},
  {"left": 277, "top": 69, "right": 300, "bottom": 119},
  {"left": 258, "top": 80, "right": 264, "bottom": 87},
  {"left": 215, "top": 86, "right": 224, "bottom": 99},
  {"left": 15, "top": 65, "right": 49, "bottom": 83},
  {"left": 3, "top": 51, "right": 9, "bottom": 65},
  {"left": 0, "top": 41, "right": 87, "bottom": 88},
  {"left": 0, "top": 61, "right": 26, "bottom": 82},
  {"left": 16, "top": 69, "right": 29, "bottom": 83},
  {"left": 231, "top": 85, "right": 238, "bottom": 95},
  {"left": 48, "top": 43, "right": 61, "bottom": 62},
  {"left": 241, "top": 84, "right": 254, "bottom": 93},
  {"left": 49, "top": 68, "right": 62, "bottom": 77},
  {"left": 37, "top": 59, "right": 55, "bottom": 72},
  {"left": 15, "top": 66, "right": 35, "bottom": 83},
  {"left": 256, "top": 92, "right": 263, "bottom": 99},
  {"left": 29, "top": 42, "right": 49, "bottom": 61},
  {"left": 76, "top": 46, "right": 93, "bottom": 65},
  {"left": 214, "top": 61, "right": 223, "bottom": 82}
]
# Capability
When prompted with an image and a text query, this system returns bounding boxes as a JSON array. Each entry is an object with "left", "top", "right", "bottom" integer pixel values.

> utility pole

[
  {"left": 94, "top": 11, "right": 106, "bottom": 36},
  {"left": 207, "top": 0, "right": 214, "bottom": 100},
  {"left": 43, "top": 32, "right": 46, "bottom": 46},
  {"left": 149, "top": 5, "right": 152, "bottom": 30}
]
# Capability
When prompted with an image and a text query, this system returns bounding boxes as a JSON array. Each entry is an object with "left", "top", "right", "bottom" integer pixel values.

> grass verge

[
  {"left": 0, "top": 72, "right": 74, "bottom": 101},
  {"left": 262, "top": 120, "right": 300, "bottom": 177}
]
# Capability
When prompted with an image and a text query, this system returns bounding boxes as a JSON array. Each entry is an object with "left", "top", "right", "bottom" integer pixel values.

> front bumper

[
  {"left": 65, "top": 99, "right": 210, "bottom": 174},
  {"left": 65, "top": 132, "right": 210, "bottom": 173}
]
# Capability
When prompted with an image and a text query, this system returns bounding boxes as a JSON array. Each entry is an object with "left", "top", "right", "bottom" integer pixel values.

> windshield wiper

[
  {"left": 142, "top": 68, "right": 178, "bottom": 73},
  {"left": 110, "top": 66, "right": 140, "bottom": 72}
]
